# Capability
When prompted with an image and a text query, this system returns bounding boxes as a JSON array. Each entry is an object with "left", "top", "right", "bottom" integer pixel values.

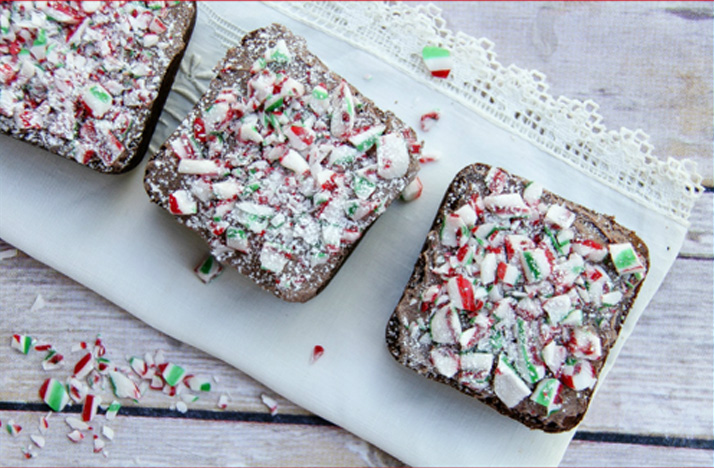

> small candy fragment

[
  {"left": 30, "top": 434, "right": 46, "bottom": 448},
  {"left": 530, "top": 378, "right": 562, "bottom": 415},
  {"left": 42, "top": 349, "right": 65, "bottom": 371},
  {"left": 30, "top": 294, "right": 47, "bottom": 312},
  {"left": 65, "top": 416, "right": 91, "bottom": 431},
  {"left": 419, "top": 111, "right": 441, "bottom": 132},
  {"left": 39, "top": 412, "right": 51, "bottom": 434},
  {"left": 377, "top": 133, "right": 410, "bottom": 179},
  {"left": 161, "top": 363, "right": 187, "bottom": 387},
  {"left": 216, "top": 393, "right": 229, "bottom": 410},
  {"left": 39, "top": 378, "right": 70, "bottom": 412},
  {"left": 11, "top": 334, "right": 35, "bottom": 354},
  {"left": 67, "top": 429, "right": 85, "bottom": 443},
  {"left": 71, "top": 341, "right": 89, "bottom": 352},
  {"left": 82, "top": 394, "right": 102, "bottom": 422},
  {"left": 93, "top": 435, "right": 105, "bottom": 453},
  {"left": 422, "top": 46, "right": 453, "bottom": 78},
  {"left": 108, "top": 371, "right": 141, "bottom": 400},
  {"left": 68, "top": 377, "right": 88, "bottom": 403},
  {"left": 180, "top": 393, "right": 199, "bottom": 404},
  {"left": 493, "top": 356, "right": 531, "bottom": 408},
  {"left": 73, "top": 352, "right": 94, "bottom": 379},
  {"left": 310, "top": 345, "right": 325, "bottom": 364},
  {"left": 102, "top": 425, "right": 115, "bottom": 440},
  {"left": 430, "top": 347, "right": 459, "bottom": 378},
  {"left": 348, "top": 124, "right": 385, "bottom": 152},
  {"left": 175, "top": 401, "right": 188, "bottom": 414},
  {"left": 261, "top": 394, "right": 279, "bottom": 416},
  {"left": 561, "top": 360, "right": 597, "bottom": 391},
  {"left": 168, "top": 190, "right": 198, "bottom": 215},
  {"left": 6, "top": 420, "right": 22, "bottom": 436},
  {"left": 178, "top": 159, "right": 219, "bottom": 175},
  {"left": 184, "top": 375, "right": 211, "bottom": 392},
  {"left": 81, "top": 83, "right": 113, "bottom": 118},
  {"left": 129, "top": 356, "right": 150, "bottom": 379},
  {"left": 609, "top": 242, "right": 646, "bottom": 275},
  {"left": 400, "top": 177, "right": 423, "bottom": 202},
  {"left": 418, "top": 151, "right": 441, "bottom": 164},
  {"left": 194, "top": 255, "right": 223, "bottom": 284},
  {"left": 21, "top": 446, "right": 37, "bottom": 459}
]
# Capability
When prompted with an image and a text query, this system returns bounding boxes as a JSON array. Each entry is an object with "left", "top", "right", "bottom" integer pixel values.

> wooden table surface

[{"left": 1, "top": 2, "right": 712, "bottom": 466}]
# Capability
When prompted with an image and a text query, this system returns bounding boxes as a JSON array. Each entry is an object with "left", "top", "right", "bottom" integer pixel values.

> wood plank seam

[{"left": 3, "top": 402, "right": 713, "bottom": 451}]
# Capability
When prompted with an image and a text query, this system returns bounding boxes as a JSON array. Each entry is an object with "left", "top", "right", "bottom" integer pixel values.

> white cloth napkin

[{"left": 0, "top": 3, "right": 688, "bottom": 466}]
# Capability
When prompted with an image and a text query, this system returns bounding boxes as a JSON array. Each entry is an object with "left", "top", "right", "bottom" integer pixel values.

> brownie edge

[{"left": 386, "top": 163, "right": 649, "bottom": 432}]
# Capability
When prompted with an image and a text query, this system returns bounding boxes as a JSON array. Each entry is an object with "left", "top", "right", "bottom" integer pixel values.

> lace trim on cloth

[{"left": 188, "top": 1, "right": 702, "bottom": 226}]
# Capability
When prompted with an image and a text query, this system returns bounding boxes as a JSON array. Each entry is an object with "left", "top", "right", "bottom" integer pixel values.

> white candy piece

[
  {"left": 178, "top": 159, "right": 218, "bottom": 175},
  {"left": 541, "top": 341, "right": 567, "bottom": 375},
  {"left": 430, "top": 347, "right": 459, "bottom": 378},
  {"left": 81, "top": 84, "right": 113, "bottom": 118},
  {"left": 494, "top": 356, "right": 531, "bottom": 408},
  {"left": 545, "top": 204, "right": 575, "bottom": 229},
  {"left": 561, "top": 360, "right": 597, "bottom": 391},
  {"left": 376, "top": 133, "right": 410, "bottom": 179},
  {"left": 480, "top": 253, "right": 498, "bottom": 285},
  {"left": 280, "top": 149, "right": 310, "bottom": 174},
  {"left": 459, "top": 352, "right": 493, "bottom": 373},
  {"left": 260, "top": 394, "right": 279, "bottom": 416},
  {"left": 169, "top": 190, "right": 197, "bottom": 215},
  {"left": 259, "top": 243, "right": 288, "bottom": 273},
  {"left": 453, "top": 204, "right": 477, "bottom": 227},
  {"left": 542, "top": 294, "right": 572, "bottom": 324},
  {"left": 429, "top": 305, "right": 461, "bottom": 345},
  {"left": 570, "top": 328, "right": 602, "bottom": 360},
  {"left": 30, "top": 434, "right": 45, "bottom": 449}
]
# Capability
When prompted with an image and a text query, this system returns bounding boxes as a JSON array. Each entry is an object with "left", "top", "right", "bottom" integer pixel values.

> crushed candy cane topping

[
  {"left": 0, "top": 1, "right": 189, "bottom": 170},
  {"left": 146, "top": 26, "right": 421, "bottom": 300},
  {"left": 402, "top": 166, "right": 647, "bottom": 418}
]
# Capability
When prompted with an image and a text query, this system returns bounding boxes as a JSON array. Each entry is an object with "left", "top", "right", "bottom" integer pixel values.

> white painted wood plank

[
  {"left": 427, "top": 2, "right": 714, "bottom": 182},
  {"left": 0, "top": 412, "right": 403, "bottom": 467},
  {"left": 2, "top": 241, "right": 712, "bottom": 438},
  {"left": 578, "top": 257, "right": 713, "bottom": 438},
  {"left": 562, "top": 440, "right": 713, "bottom": 467}
]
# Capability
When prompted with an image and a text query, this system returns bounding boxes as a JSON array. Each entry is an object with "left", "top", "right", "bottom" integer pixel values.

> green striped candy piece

[
  {"left": 162, "top": 363, "right": 186, "bottom": 387},
  {"left": 39, "top": 378, "right": 70, "bottom": 412}
]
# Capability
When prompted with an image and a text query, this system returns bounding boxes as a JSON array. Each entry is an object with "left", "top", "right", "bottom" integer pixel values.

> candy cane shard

[
  {"left": 422, "top": 46, "right": 453, "bottom": 78},
  {"left": 260, "top": 394, "right": 279, "bottom": 416},
  {"left": 11, "top": 334, "right": 35, "bottom": 354},
  {"left": 39, "top": 378, "right": 70, "bottom": 412}
]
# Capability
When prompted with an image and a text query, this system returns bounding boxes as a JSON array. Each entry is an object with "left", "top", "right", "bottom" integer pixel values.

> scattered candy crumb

[
  {"left": 363, "top": 73, "right": 373, "bottom": 81},
  {"left": 418, "top": 151, "right": 441, "bottom": 164},
  {"left": 217, "top": 393, "right": 230, "bottom": 410},
  {"left": 310, "top": 345, "right": 325, "bottom": 364},
  {"left": 419, "top": 111, "right": 441, "bottom": 132},
  {"left": 194, "top": 255, "right": 223, "bottom": 283},
  {"left": 30, "top": 434, "right": 45, "bottom": 449},
  {"left": 6, "top": 420, "right": 22, "bottom": 437},
  {"left": 400, "top": 177, "right": 423, "bottom": 202},
  {"left": 6, "top": 332, "right": 233, "bottom": 461},
  {"left": 260, "top": 394, "right": 279, "bottom": 416},
  {"left": 67, "top": 429, "right": 84, "bottom": 443},
  {"left": 30, "top": 294, "right": 46, "bottom": 312}
]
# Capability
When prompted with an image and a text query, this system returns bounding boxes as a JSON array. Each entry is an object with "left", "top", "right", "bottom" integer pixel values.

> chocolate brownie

[
  {"left": 0, "top": 1, "right": 196, "bottom": 173},
  {"left": 144, "top": 24, "right": 422, "bottom": 302},
  {"left": 386, "top": 164, "right": 648, "bottom": 432}
]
